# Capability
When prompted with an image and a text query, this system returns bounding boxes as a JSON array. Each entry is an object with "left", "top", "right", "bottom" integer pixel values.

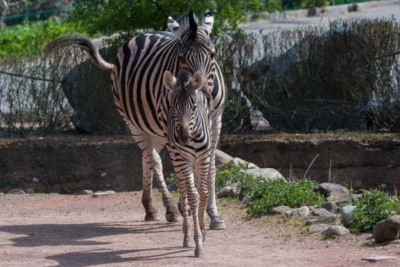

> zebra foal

[
  {"left": 45, "top": 11, "right": 226, "bottom": 255},
  {"left": 163, "top": 69, "right": 212, "bottom": 257}
]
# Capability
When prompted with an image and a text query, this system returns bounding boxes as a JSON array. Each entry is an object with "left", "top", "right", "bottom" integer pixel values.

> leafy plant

[
  {"left": 246, "top": 179, "right": 324, "bottom": 215},
  {"left": 215, "top": 161, "right": 252, "bottom": 191},
  {"left": 350, "top": 189, "right": 400, "bottom": 232},
  {"left": 0, "top": 19, "right": 85, "bottom": 58}
]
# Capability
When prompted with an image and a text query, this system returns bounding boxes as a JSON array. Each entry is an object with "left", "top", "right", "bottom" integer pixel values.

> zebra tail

[{"left": 44, "top": 34, "right": 115, "bottom": 73}]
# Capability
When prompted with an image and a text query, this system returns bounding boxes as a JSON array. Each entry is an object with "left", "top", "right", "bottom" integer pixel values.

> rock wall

[{"left": 0, "top": 134, "right": 399, "bottom": 193}]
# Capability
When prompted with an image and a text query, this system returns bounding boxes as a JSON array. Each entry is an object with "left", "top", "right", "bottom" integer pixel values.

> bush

[
  {"left": 246, "top": 178, "right": 324, "bottom": 215},
  {"left": 350, "top": 189, "right": 400, "bottom": 232}
]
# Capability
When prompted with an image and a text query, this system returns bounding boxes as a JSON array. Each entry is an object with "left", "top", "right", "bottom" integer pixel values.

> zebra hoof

[
  {"left": 183, "top": 238, "right": 193, "bottom": 248},
  {"left": 209, "top": 216, "right": 226, "bottom": 230},
  {"left": 165, "top": 211, "right": 181, "bottom": 223},
  {"left": 144, "top": 213, "right": 160, "bottom": 221},
  {"left": 194, "top": 248, "right": 204, "bottom": 258}
]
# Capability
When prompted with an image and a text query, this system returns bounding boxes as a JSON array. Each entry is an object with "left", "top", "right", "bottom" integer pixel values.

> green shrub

[
  {"left": 0, "top": 19, "right": 85, "bottom": 58},
  {"left": 350, "top": 189, "right": 400, "bottom": 232},
  {"left": 246, "top": 178, "right": 324, "bottom": 215},
  {"left": 215, "top": 161, "right": 253, "bottom": 192}
]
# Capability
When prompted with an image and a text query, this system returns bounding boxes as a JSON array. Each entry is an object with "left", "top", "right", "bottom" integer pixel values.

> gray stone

[
  {"left": 286, "top": 206, "right": 310, "bottom": 218},
  {"left": 7, "top": 189, "right": 25, "bottom": 195},
  {"left": 373, "top": 215, "right": 400, "bottom": 244},
  {"left": 340, "top": 205, "right": 357, "bottom": 227},
  {"left": 232, "top": 157, "right": 259, "bottom": 169},
  {"left": 314, "top": 183, "right": 350, "bottom": 202},
  {"left": 305, "top": 215, "right": 339, "bottom": 225},
  {"left": 82, "top": 190, "right": 94, "bottom": 195},
  {"left": 308, "top": 223, "right": 330, "bottom": 233},
  {"left": 324, "top": 225, "right": 350, "bottom": 237},
  {"left": 92, "top": 190, "right": 116, "bottom": 197},
  {"left": 215, "top": 149, "right": 233, "bottom": 168},
  {"left": 243, "top": 168, "right": 286, "bottom": 181},
  {"left": 215, "top": 150, "right": 259, "bottom": 169},
  {"left": 311, "top": 208, "right": 333, "bottom": 217},
  {"left": 322, "top": 201, "right": 338, "bottom": 213},
  {"left": 362, "top": 256, "right": 397, "bottom": 262},
  {"left": 26, "top": 188, "right": 35, "bottom": 194},
  {"left": 270, "top": 205, "right": 292, "bottom": 215},
  {"left": 217, "top": 186, "right": 232, "bottom": 198}
]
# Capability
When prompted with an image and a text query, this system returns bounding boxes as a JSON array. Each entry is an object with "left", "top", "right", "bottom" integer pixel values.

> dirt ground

[{"left": 0, "top": 192, "right": 399, "bottom": 267}]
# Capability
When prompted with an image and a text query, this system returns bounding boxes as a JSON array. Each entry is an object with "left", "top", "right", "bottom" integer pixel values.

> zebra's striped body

[{"left": 45, "top": 11, "right": 226, "bottom": 257}]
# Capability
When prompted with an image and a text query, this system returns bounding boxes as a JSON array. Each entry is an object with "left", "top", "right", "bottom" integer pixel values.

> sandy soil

[{"left": 1, "top": 192, "right": 399, "bottom": 267}]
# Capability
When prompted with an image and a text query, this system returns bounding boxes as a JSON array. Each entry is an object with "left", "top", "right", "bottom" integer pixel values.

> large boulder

[
  {"left": 61, "top": 44, "right": 127, "bottom": 134},
  {"left": 314, "top": 183, "right": 350, "bottom": 202},
  {"left": 373, "top": 215, "right": 400, "bottom": 244}
]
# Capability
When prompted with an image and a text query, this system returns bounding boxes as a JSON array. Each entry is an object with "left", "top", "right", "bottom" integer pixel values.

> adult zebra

[{"left": 45, "top": 11, "right": 227, "bottom": 230}]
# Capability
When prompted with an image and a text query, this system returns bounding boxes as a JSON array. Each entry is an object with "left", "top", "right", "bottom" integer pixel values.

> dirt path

[{"left": 0, "top": 192, "right": 399, "bottom": 266}]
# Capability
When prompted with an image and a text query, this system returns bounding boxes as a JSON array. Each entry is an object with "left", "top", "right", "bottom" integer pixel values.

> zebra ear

[
  {"left": 188, "top": 10, "right": 198, "bottom": 40},
  {"left": 167, "top": 16, "right": 183, "bottom": 39},
  {"left": 201, "top": 11, "right": 214, "bottom": 34},
  {"left": 163, "top": 71, "right": 178, "bottom": 91},
  {"left": 191, "top": 71, "right": 204, "bottom": 91}
]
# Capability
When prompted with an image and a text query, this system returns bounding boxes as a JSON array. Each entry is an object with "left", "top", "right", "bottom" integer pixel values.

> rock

[
  {"left": 217, "top": 186, "right": 232, "bottom": 198},
  {"left": 26, "top": 188, "right": 35, "bottom": 194},
  {"left": 215, "top": 149, "right": 234, "bottom": 168},
  {"left": 238, "top": 186, "right": 248, "bottom": 200},
  {"left": 167, "top": 183, "right": 177, "bottom": 191},
  {"left": 314, "top": 183, "right": 350, "bottom": 202},
  {"left": 243, "top": 168, "right": 286, "bottom": 181},
  {"left": 270, "top": 205, "right": 292, "bottom": 215},
  {"left": 229, "top": 183, "right": 240, "bottom": 197},
  {"left": 311, "top": 208, "right": 333, "bottom": 217},
  {"left": 82, "top": 190, "right": 94, "bottom": 195},
  {"left": 340, "top": 205, "right": 357, "bottom": 227},
  {"left": 351, "top": 193, "right": 363, "bottom": 201},
  {"left": 286, "top": 206, "right": 310, "bottom": 218},
  {"left": 362, "top": 256, "right": 397, "bottom": 262},
  {"left": 92, "top": 190, "right": 116, "bottom": 197},
  {"left": 61, "top": 46, "right": 127, "bottom": 134},
  {"left": 7, "top": 189, "right": 25, "bottom": 195},
  {"left": 215, "top": 149, "right": 259, "bottom": 169},
  {"left": 373, "top": 215, "right": 400, "bottom": 244},
  {"left": 322, "top": 201, "right": 338, "bottom": 214},
  {"left": 305, "top": 215, "right": 339, "bottom": 225},
  {"left": 309, "top": 223, "right": 330, "bottom": 234},
  {"left": 324, "top": 225, "right": 350, "bottom": 237},
  {"left": 232, "top": 157, "right": 259, "bottom": 169}
]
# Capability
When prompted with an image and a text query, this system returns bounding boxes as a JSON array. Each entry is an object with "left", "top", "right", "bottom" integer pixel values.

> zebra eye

[{"left": 209, "top": 52, "right": 215, "bottom": 59}]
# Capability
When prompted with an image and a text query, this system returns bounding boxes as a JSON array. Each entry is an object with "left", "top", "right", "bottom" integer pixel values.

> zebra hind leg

[
  {"left": 207, "top": 152, "right": 227, "bottom": 230},
  {"left": 151, "top": 148, "right": 180, "bottom": 222}
]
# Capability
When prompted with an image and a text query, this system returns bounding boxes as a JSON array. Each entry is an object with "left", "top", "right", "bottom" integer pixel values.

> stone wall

[{"left": 0, "top": 133, "right": 399, "bottom": 193}]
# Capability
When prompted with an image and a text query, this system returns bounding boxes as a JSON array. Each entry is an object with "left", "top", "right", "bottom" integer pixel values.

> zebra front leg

[
  {"left": 186, "top": 174, "right": 204, "bottom": 258},
  {"left": 195, "top": 158, "right": 210, "bottom": 240},
  {"left": 178, "top": 192, "right": 192, "bottom": 248}
]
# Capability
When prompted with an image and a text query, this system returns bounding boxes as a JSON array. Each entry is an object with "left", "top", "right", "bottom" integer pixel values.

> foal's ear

[
  {"left": 191, "top": 71, "right": 204, "bottom": 91},
  {"left": 163, "top": 71, "right": 178, "bottom": 91}
]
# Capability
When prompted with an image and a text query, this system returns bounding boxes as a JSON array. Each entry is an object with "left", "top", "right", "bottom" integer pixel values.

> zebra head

[
  {"left": 163, "top": 70, "right": 210, "bottom": 146},
  {"left": 168, "top": 11, "right": 216, "bottom": 95}
]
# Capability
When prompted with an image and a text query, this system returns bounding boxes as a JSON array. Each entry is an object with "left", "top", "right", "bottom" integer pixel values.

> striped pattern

[{"left": 45, "top": 11, "right": 226, "bottom": 258}]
